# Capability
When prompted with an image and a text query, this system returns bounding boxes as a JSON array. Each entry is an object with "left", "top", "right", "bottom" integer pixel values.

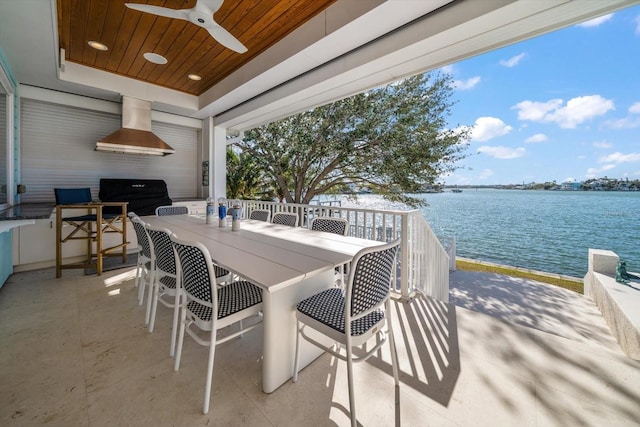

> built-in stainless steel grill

[{"left": 99, "top": 178, "right": 171, "bottom": 216}]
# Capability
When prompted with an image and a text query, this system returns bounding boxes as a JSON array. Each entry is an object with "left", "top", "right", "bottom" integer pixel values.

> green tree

[
  {"left": 237, "top": 72, "right": 470, "bottom": 207},
  {"left": 226, "top": 147, "right": 263, "bottom": 199}
]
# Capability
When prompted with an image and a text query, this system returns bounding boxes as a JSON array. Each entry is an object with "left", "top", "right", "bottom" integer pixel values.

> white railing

[{"left": 236, "top": 200, "right": 450, "bottom": 302}]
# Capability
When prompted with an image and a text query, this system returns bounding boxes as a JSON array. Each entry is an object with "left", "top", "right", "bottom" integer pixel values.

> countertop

[{"left": 0, "top": 203, "right": 55, "bottom": 221}]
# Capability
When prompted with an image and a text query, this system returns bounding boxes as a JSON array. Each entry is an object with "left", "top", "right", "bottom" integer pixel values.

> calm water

[{"left": 338, "top": 189, "right": 640, "bottom": 278}]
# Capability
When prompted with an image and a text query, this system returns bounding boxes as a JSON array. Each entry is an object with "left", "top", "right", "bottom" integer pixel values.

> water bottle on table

[
  {"left": 231, "top": 200, "right": 241, "bottom": 231},
  {"left": 206, "top": 198, "right": 214, "bottom": 224},
  {"left": 218, "top": 197, "right": 227, "bottom": 228}
]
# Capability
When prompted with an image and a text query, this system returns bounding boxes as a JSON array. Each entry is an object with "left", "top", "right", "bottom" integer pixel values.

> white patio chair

[
  {"left": 171, "top": 236, "right": 263, "bottom": 415},
  {"left": 311, "top": 216, "right": 350, "bottom": 285},
  {"left": 145, "top": 224, "right": 181, "bottom": 356},
  {"left": 155, "top": 205, "right": 188, "bottom": 216},
  {"left": 310, "top": 216, "right": 349, "bottom": 235},
  {"left": 272, "top": 212, "right": 298, "bottom": 227},
  {"left": 147, "top": 225, "right": 234, "bottom": 356},
  {"left": 292, "top": 239, "right": 401, "bottom": 427},
  {"left": 249, "top": 209, "right": 271, "bottom": 222},
  {"left": 129, "top": 214, "right": 153, "bottom": 320}
]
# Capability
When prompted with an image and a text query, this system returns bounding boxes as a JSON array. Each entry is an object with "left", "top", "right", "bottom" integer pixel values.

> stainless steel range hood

[{"left": 96, "top": 96, "right": 175, "bottom": 156}]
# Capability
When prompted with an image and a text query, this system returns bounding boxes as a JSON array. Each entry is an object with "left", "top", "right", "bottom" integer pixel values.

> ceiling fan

[{"left": 125, "top": 0, "right": 247, "bottom": 53}]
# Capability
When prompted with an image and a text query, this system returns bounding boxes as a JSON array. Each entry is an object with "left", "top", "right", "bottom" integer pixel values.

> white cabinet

[
  {"left": 13, "top": 218, "right": 138, "bottom": 270},
  {"left": 173, "top": 200, "right": 206, "bottom": 214},
  {"left": 14, "top": 219, "right": 63, "bottom": 265}
]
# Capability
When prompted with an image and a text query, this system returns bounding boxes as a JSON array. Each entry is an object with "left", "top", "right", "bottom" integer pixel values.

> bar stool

[{"left": 55, "top": 188, "right": 128, "bottom": 277}]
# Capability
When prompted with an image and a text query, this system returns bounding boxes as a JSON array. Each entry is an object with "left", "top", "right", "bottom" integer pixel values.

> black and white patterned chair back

[
  {"left": 146, "top": 226, "right": 176, "bottom": 275},
  {"left": 249, "top": 209, "right": 271, "bottom": 222},
  {"left": 347, "top": 239, "right": 400, "bottom": 318},
  {"left": 172, "top": 239, "right": 214, "bottom": 306},
  {"left": 130, "top": 216, "right": 152, "bottom": 259},
  {"left": 156, "top": 205, "right": 189, "bottom": 216},
  {"left": 311, "top": 217, "right": 349, "bottom": 236},
  {"left": 272, "top": 212, "right": 298, "bottom": 227}
]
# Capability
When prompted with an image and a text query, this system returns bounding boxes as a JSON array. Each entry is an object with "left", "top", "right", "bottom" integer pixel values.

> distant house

[{"left": 561, "top": 181, "right": 581, "bottom": 191}]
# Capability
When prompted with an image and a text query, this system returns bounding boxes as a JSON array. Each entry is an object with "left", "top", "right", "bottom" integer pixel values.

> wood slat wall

[{"left": 20, "top": 99, "right": 200, "bottom": 203}]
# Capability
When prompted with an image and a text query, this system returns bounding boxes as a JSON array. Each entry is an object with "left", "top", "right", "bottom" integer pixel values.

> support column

[{"left": 203, "top": 117, "right": 227, "bottom": 201}]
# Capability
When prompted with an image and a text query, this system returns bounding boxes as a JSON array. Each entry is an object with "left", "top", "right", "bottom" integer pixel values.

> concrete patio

[{"left": 1, "top": 266, "right": 639, "bottom": 426}]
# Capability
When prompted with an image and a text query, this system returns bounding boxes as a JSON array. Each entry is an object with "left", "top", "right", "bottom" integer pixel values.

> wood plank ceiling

[{"left": 57, "top": 0, "right": 335, "bottom": 96}]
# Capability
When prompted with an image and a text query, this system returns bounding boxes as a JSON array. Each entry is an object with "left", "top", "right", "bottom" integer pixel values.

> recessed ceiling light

[
  {"left": 88, "top": 40, "right": 108, "bottom": 51},
  {"left": 143, "top": 52, "right": 167, "bottom": 65},
  {"left": 188, "top": 74, "right": 202, "bottom": 81}
]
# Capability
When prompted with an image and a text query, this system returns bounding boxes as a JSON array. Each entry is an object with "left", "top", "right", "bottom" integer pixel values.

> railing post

[
  {"left": 235, "top": 199, "right": 448, "bottom": 302},
  {"left": 400, "top": 213, "right": 410, "bottom": 299},
  {"left": 449, "top": 235, "right": 456, "bottom": 271}
]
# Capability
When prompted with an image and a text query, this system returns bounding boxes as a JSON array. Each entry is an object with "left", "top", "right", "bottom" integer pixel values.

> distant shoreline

[{"left": 441, "top": 186, "right": 639, "bottom": 192}]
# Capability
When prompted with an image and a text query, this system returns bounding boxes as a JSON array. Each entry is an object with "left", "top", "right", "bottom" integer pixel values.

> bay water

[{"left": 338, "top": 189, "right": 639, "bottom": 279}]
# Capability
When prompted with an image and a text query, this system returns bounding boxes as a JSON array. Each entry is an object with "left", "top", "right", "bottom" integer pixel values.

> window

[{"left": 0, "top": 64, "right": 15, "bottom": 210}]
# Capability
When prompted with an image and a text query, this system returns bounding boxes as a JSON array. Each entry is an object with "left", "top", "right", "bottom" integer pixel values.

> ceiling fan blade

[
  {"left": 126, "top": 0, "right": 246, "bottom": 54},
  {"left": 125, "top": 3, "right": 190, "bottom": 21},
  {"left": 198, "top": 0, "right": 224, "bottom": 14},
  {"left": 207, "top": 25, "right": 247, "bottom": 54}
]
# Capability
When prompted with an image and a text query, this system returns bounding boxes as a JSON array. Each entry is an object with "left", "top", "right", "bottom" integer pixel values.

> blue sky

[{"left": 442, "top": 5, "right": 640, "bottom": 186}]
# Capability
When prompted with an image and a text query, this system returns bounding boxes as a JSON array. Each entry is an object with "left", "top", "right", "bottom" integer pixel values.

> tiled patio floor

[{"left": 1, "top": 266, "right": 639, "bottom": 426}]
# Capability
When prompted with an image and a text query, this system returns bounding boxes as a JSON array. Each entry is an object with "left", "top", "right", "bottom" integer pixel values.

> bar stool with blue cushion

[
  {"left": 155, "top": 205, "right": 189, "bottom": 216},
  {"left": 171, "top": 236, "right": 263, "bottom": 415},
  {"left": 272, "top": 212, "right": 298, "bottom": 227},
  {"left": 55, "top": 187, "right": 128, "bottom": 277},
  {"left": 249, "top": 209, "right": 271, "bottom": 222},
  {"left": 292, "top": 239, "right": 401, "bottom": 427}
]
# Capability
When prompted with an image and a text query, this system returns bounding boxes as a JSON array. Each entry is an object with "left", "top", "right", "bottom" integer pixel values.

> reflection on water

[{"left": 333, "top": 189, "right": 640, "bottom": 278}]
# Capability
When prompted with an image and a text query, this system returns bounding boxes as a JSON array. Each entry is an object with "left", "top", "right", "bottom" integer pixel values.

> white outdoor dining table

[{"left": 143, "top": 214, "right": 383, "bottom": 393}]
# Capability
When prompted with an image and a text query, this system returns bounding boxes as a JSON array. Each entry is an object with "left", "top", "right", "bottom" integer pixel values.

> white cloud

[
  {"left": 513, "top": 99, "right": 563, "bottom": 121},
  {"left": 525, "top": 133, "right": 548, "bottom": 143},
  {"left": 603, "top": 102, "right": 640, "bottom": 129},
  {"left": 471, "top": 117, "right": 513, "bottom": 141},
  {"left": 593, "top": 141, "right": 612, "bottom": 149},
  {"left": 598, "top": 152, "right": 640, "bottom": 164},
  {"left": 479, "top": 169, "right": 494, "bottom": 179},
  {"left": 513, "top": 95, "right": 614, "bottom": 129},
  {"left": 500, "top": 53, "right": 525, "bottom": 67},
  {"left": 603, "top": 117, "right": 640, "bottom": 129},
  {"left": 564, "top": 177, "right": 576, "bottom": 183},
  {"left": 440, "top": 64, "right": 454, "bottom": 74},
  {"left": 586, "top": 164, "right": 616, "bottom": 178},
  {"left": 477, "top": 146, "right": 525, "bottom": 159},
  {"left": 577, "top": 14, "right": 613, "bottom": 28},
  {"left": 449, "top": 125, "right": 474, "bottom": 143},
  {"left": 452, "top": 76, "right": 481, "bottom": 90},
  {"left": 445, "top": 172, "right": 472, "bottom": 185},
  {"left": 635, "top": 15, "right": 640, "bottom": 35}
]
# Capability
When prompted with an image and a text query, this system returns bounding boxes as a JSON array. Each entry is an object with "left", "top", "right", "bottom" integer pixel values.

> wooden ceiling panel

[
  {"left": 82, "top": 0, "right": 108, "bottom": 65},
  {"left": 57, "top": 0, "right": 336, "bottom": 96},
  {"left": 92, "top": 1, "right": 127, "bottom": 69}
]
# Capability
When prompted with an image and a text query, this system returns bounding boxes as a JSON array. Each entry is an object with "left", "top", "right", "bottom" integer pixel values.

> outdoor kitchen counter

[
  {"left": 0, "top": 203, "right": 55, "bottom": 232},
  {"left": 0, "top": 203, "right": 55, "bottom": 220}
]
